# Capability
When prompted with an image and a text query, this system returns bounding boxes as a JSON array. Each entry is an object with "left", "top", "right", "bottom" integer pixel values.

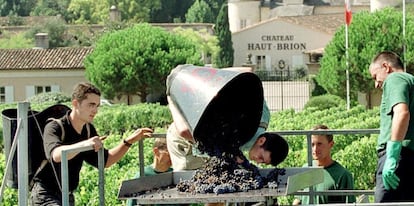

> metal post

[
  {"left": 61, "top": 145, "right": 105, "bottom": 206},
  {"left": 306, "top": 133, "right": 314, "bottom": 204},
  {"left": 0, "top": 119, "right": 22, "bottom": 203},
  {"left": 98, "top": 148, "right": 105, "bottom": 206},
  {"left": 17, "top": 102, "right": 29, "bottom": 206},
  {"left": 306, "top": 133, "right": 313, "bottom": 166},
  {"left": 61, "top": 149, "right": 70, "bottom": 206},
  {"left": 138, "top": 140, "right": 145, "bottom": 177},
  {"left": 280, "top": 73, "right": 284, "bottom": 110}
]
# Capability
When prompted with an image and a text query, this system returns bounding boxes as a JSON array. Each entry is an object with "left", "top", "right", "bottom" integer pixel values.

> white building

[
  {"left": 229, "top": 0, "right": 370, "bottom": 72},
  {"left": 227, "top": 0, "right": 377, "bottom": 110}
]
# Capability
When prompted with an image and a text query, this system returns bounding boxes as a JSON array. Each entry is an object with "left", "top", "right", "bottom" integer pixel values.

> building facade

[
  {"left": 0, "top": 46, "right": 93, "bottom": 103},
  {"left": 228, "top": 0, "right": 374, "bottom": 109},
  {"left": 229, "top": 0, "right": 370, "bottom": 71}
]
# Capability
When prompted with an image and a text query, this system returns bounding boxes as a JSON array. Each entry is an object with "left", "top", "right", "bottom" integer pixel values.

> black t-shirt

[{"left": 34, "top": 111, "right": 109, "bottom": 191}]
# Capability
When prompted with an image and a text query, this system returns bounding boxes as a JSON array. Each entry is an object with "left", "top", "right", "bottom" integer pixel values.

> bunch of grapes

[
  {"left": 176, "top": 154, "right": 267, "bottom": 195},
  {"left": 265, "top": 168, "right": 286, "bottom": 189}
]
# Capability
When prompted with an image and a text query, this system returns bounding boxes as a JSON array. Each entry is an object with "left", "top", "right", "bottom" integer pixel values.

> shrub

[
  {"left": 310, "top": 76, "right": 327, "bottom": 96},
  {"left": 333, "top": 135, "right": 377, "bottom": 190},
  {"left": 304, "top": 94, "right": 345, "bottom": 110},
  {"left": 6, "top": 15, "right": 24, "bottom": 26},
  {"left": 93, "top": 103, "right": 172, "bottom": 135},
  {"left": 26, "top": 92, "right": 71, "bottom": 104}
]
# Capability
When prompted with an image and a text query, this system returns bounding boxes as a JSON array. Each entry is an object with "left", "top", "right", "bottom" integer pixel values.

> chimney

[
  {"left": 34, "top": 33, "right": 49, "bottom": 49},
  {"left": 109, "top": 5, "right": 121, "bottom": 22}
]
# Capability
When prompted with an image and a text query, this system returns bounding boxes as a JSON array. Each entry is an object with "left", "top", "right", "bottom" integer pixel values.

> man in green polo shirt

[
  {"left": 369, "top": 51, "right": 414, "bottom": 202},
  {"left": 293, "top": 124, "right": 355, "bottom": 205}
]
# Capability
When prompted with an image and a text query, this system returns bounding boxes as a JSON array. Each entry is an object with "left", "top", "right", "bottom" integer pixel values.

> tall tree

[
  {"left": 213, "top": 3, "right": 234, "bottom": 68},
  {"left": 84, "top": 23, "right": 202, "bottom": 104},
  {"left": 0, "top": 0, "right": 36, "bottom": 16},
  {"left": 109, "top": 0, "right": 161, "bottom": 22},
  {"left": 173, "top": 27, "right": 219, "bottom": 65},
  {"left": 317, "top": 8, "right": 414, "bottom": 104},
  {"left": 173, "top": 0, "right": 195, "bottom": 22},
  {"left": 0, "top": 31, "right": 33, "bottom": 48},
  {"left": 185, "top": 0, "right": 214, "bottom": 23},
  {"left": 31, "top": 0, "right": 70, "bottom": 20},
  {"left": 67, "top": 0, "right": 109, "bottom": 24},
  {"left": 204, "top": 0, "right": 226, "bottom": 18},
  {"left": 150, "top": 0, "right": 194, "bottom": 23},
  {"left": 25, "top": 17, "right": 70, "bottom": 48}
]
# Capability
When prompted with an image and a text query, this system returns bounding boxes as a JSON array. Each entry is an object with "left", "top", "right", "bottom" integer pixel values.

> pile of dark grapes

[
  {"left": 265, "top": 167, "right": 286, "bottom": 189},
  {"left": 177, "top": 154, "right": 283, "bottom": 195}
]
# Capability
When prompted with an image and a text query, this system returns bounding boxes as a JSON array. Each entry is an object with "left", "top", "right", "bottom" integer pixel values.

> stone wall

[{"left": 0, "top": 16, "right": 64, "bottom": 26}]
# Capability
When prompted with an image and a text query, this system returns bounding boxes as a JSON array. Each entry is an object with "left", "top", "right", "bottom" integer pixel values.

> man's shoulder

[
  {"left": 327, "top": 161, "right": 353, "bottom": 178},
  {"left": 387, "top": 72, "right": 414, "bottom": 85},
  {"left": 45, "top": 112, "right": 69, "bottom": 126}
]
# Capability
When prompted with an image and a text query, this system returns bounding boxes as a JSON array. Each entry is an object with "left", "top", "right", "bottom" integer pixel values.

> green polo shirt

[
  {"left": 300, "top": 161, "right": 356, "bottom": 204},
  {"left": 377, "top": 72, "right": 414, "bottom": 152}
]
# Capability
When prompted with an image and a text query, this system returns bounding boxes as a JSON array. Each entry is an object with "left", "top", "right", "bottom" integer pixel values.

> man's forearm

[{"left": 391, "top": 103, "right": 410, "bottom": 141}]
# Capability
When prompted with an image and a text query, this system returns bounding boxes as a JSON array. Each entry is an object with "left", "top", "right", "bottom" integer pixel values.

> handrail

[
  {"left": 61, "top": 145, "right": 105, "bottom": 206},
  {"left": 293, "top": 190, "right": 375, "bottom": 196}
]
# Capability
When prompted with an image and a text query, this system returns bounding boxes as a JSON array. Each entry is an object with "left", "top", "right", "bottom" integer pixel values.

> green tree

[
  {"left": 149, "top": 0, "right": 194, "bottom": 23},
  {"left": 317, "top": 8, "right": 414, "bottom": 102},
  {"left": 31, "top": 0, "right": 70, "bottom": 20},
  {"left": 173, "top": 27, "right": 219, "bottom": 64},
  {"left": 173, "top": 27, "right": 219, "bottom": 65},
  {"left": 65, "top": 0, "right": 162, "bottom": 23},
  {"left": 84, "top": 23, "right": 202, "bottom": 104},
  {"left": 4, "top": 14, "right": 24, "bottom": 25},
  {"left": 0, "top": 31, "right": 33, "bottom": 48},
  {"left": 112, "top": 0, "right": 161, "bottom": 23},
  {"left": 213, "top": 4, "right": 234, "bottom": 68},
  {"left": 204, "top": 0, "right": 226, "bottom": 19},
  {"left": 0, "top": 0, "right": 35, "bottom": 16},
  {"left": 67, "top": 0, "right": 109, "bottom": 24},
  {"left": 185, "top": 0, "right": 214, "bottom": 23},
  {"left": 25, "top": 17, "right": 70, "bottom": 48}
]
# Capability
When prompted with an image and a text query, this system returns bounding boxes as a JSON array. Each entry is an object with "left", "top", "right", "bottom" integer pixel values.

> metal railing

[
  {"left": 61, "top": 145, "right": 105, "bottom": 206},
  {"left": 138, "top": 128, "right": 380, "bottom": 204}
]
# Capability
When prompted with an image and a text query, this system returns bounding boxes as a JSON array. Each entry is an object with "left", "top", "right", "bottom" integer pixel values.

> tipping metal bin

[{"left": 166, "top": 65, "right": 264, "bottom": 155}]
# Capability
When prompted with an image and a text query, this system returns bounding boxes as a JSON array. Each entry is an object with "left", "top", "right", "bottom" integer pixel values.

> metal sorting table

[{"left": 118, "top": 167, "right": 323, "bottom": 204}]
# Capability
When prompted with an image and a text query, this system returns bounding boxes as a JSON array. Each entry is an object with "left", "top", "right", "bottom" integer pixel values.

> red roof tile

[
  {"left": 0, "top": 47, "right": 93, "bottom": 70},
  {"left": 233, "top": 14, "right": 346, "bottom": 35}
]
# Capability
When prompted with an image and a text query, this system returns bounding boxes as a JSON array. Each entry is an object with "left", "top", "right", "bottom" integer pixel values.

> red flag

[{"left": 345, "top": 0, "right": 352, "bottom": 25}]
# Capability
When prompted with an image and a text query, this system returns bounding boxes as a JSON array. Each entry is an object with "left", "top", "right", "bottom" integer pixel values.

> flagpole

[
  {"left": 403, "top": 0, "right": 406, "bottom": 71},
  {"left": 345, "top": 0, "right": 351, "bottom": 110},
  {"left": 345, "top": 23, "right": 350, "bottom": 111}
]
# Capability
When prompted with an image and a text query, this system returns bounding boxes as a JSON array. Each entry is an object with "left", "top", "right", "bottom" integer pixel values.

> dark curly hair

[
  {"left": 71, "top": 82, "right": 101, "bottom": 102},
  {"left": 261, "top": 133, "right": 289, "bottom": 166}
]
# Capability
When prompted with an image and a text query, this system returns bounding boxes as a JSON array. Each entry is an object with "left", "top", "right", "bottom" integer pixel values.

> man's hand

[
  {"left": 88, "top": 136, "right": 105, "bottom": 152},
  {"left": 127, "top": 128, "right": 154, "bottom": 143},
  {"left": 382, "top": 140, "right": 402, "bottom": 190}
]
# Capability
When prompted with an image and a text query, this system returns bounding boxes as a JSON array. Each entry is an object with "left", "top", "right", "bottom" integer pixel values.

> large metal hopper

[{"left": 118, "top": 167, "right": 323, "bottom": 204}]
